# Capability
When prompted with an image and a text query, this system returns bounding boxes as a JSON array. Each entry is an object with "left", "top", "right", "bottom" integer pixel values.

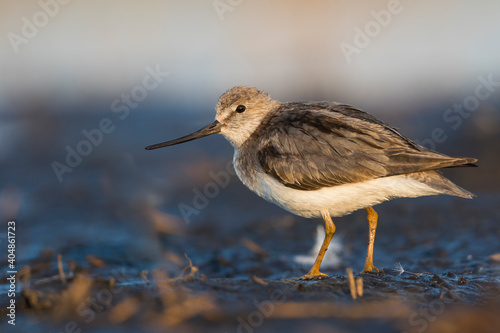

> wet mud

[
  {"left": 1, "top": 194, "right": 499, "bottom": 333},
  {"left": 1, "top": 111, "right": 499, "bottom": 332}
]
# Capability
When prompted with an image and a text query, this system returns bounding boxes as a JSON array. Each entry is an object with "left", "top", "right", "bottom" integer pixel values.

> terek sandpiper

[{"left": 146, "top": 86, "right": 477, "bottom": 280}]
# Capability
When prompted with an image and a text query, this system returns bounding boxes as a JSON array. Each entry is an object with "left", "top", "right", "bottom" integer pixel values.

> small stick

[
  {"left": 140, "top": 270, "right": 149, "bottom": 284},
  {"left": 346, "top": 268, "right": 356, "bottom": 300},
  {"left": 356, "top": 277, "right": 363, "bottom": 297},
  {"left": 58, "top": 254, "right": 67, "bottom": 285},
  {"left": 252, "top": 275, "right": 269, "bottom": 286}
]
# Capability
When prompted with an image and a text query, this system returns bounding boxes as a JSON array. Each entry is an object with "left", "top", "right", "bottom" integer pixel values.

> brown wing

[{"left": 256, "top": 103, "right": 477, "bottom": 191}]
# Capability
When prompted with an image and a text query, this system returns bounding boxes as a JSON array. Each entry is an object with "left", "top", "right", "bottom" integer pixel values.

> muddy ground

[
  {"left": 1, "top": 110, "right": 499, "bottom": 333},
  {"left": 1, "top": 195, "right": 500, "bottom": 333}
]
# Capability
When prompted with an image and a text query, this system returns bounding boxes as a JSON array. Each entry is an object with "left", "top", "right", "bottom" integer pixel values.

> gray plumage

[{"left": 250, "top": 102, "right": 476, "bottom": 196}]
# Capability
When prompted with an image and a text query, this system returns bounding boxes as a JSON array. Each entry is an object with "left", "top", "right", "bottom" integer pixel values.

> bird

[{"left": 145, "top": 86, "right": 477, "bottom": 280}]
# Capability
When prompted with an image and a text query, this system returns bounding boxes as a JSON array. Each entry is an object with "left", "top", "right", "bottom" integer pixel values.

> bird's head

[
  {"left": 215, "top": 86, "right": 280, "bottom": 147},
  {"left": 145, "top": 86, "right": 279, "bottom": 150}
]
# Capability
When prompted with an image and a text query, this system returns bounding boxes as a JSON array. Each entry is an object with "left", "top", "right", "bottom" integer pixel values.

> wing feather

[{"left": 255, "top": 103, "right": 477, "bottom": 191}]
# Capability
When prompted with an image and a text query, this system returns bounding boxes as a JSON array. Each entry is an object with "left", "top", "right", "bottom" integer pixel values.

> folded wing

[{"left": 256, "top": 103, "right": 477, "bottom": 191}]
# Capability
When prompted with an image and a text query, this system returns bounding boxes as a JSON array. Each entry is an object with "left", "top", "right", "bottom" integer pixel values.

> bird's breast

[
  {"left": 232, "top": 147, "right": 322, "bottom": 218},
  {"left": 232, "top": 148, "right": 258, "bottom": 191}
]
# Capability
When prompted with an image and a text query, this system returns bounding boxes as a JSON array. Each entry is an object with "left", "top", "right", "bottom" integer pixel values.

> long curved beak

[{"left": 145, "top": 120, "right": 222, "bottom": 150}]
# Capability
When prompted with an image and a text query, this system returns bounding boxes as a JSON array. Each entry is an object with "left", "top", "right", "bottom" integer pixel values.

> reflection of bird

[
  {"left": 294, "top": 225, "right": 343, "bottom": 269},
  {"left": 146, "top": 86, "right": 477, "bottom": 280}
]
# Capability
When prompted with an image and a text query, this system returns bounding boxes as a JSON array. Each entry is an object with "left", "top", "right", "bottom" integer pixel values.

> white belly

[{"left": 236, "top": 167, "right": 441, "bottom": 218}]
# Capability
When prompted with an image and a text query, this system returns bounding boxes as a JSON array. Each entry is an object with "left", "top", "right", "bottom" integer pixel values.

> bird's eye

[{"left": 236, "top": 105, "right": 246, "bottom": 113}]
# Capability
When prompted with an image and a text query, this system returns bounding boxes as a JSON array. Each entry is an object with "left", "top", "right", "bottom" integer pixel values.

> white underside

[{"left": 241, "top": 171, "right": 442, "bottom": 218}]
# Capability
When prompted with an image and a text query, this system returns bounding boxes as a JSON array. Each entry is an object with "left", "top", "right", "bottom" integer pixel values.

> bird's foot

[
  {"left": 280, "top": 271, "right": 328, "bottom": 281},
  {"left": 299, "top": 272, "right": 329, "bottom": 280},
  {"left": 360, "top": 263, "right": 380, "bottom": 274}
]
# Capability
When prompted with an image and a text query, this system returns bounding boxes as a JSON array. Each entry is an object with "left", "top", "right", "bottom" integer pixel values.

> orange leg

[
  {"left": 301, "top": 210, "right": 336, "bottom": 280},
  {"left": 361, "top": 206, "right": 380, "bottom": 273}
]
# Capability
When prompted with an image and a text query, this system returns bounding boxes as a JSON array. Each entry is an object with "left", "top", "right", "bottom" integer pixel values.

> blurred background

[{"left": 1, "top": 0, "right": 499, "bottom": 314}]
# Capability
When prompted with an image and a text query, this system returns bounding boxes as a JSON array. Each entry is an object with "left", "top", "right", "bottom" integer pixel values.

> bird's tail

[
  {"left": 411, "top": 170, "right": 476, "bottom": 199},
  {"left": 442, "top": 157, "right": 478, "bottom": 169}
]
